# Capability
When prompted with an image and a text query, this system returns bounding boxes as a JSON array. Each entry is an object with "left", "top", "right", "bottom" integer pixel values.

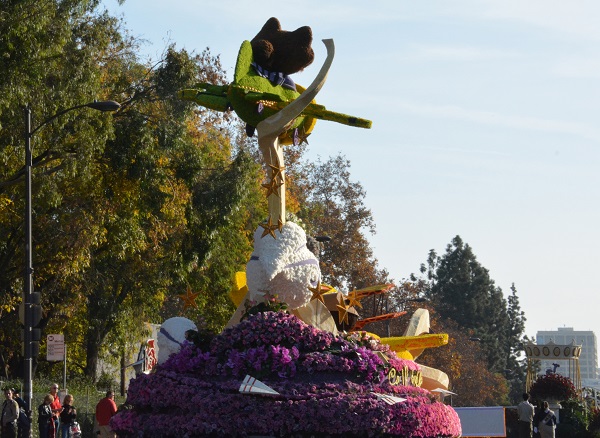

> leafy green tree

[
  {"left": 0, "top": 0, "right": 264, "bottom": 379},
  {"left": 0, "top": 0, "right": 129, "bottom": 377},
  {"left": 66, "top": 48, "right": 263, "bottom": 377}
]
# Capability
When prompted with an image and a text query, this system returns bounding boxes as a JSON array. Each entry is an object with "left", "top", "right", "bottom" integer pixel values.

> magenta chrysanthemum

[{"left": 112, "top": 311, "right": 461, "bottom": 437}]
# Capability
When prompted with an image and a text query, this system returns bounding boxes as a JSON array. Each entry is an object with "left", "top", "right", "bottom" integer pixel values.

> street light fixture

[{"left": 22, "top": 100, "right": 120, "bottom": 412}]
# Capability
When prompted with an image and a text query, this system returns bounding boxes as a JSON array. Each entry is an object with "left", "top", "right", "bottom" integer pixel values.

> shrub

[{"left": 529, "top": 373, "right": 577, "bottom": 401}]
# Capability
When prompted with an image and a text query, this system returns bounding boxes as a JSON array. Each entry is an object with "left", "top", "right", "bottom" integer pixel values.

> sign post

[
  {"left": 47, "top": 334, "right": 65, "bottom": 361},
  {"left": 47, "top": 334, "right": 67, "bottom": 392}
]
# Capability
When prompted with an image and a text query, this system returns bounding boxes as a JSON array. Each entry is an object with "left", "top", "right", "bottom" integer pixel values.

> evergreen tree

[
  {"left": 424, "top": 236, "right": 510, "bottom": 373},
  {"left": 505, "top": 283, "right": 528, "bottom": 403}
]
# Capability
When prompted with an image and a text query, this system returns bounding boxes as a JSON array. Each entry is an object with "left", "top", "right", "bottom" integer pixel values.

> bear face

[{"left": 251, "top": 17, "right": 314, "bottom": 75}]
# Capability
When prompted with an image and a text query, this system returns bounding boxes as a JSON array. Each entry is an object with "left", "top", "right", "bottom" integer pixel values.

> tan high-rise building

[{"left": 536, "top": 327, "right": 598, "bottom": 381}]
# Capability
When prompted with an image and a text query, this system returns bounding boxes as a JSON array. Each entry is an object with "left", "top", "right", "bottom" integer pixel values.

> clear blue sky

[{"left": 102, "top": 0, "right": 600, "bottom": 344}]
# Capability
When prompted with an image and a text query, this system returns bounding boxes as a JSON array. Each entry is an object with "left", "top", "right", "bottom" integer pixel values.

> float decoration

[
  {"left": 179, "top": 18, "right": 371, "bottom": 231},
  {"left": 114, "top": 18, "right": 460, "bottom": 437},
  {"left": 177, "top": 285, "right": 200, "bottom": 310},
  {"left": 156, "top": 317, "right": 197, "bottom": 365},
  {"left": 239, "top": 375, "right": 280, "bottom": 396},
  {"left": 524, "top": 340, "right": 582, "bottom": 393},
  {"left": 112, "top": 311, "right": 461, "bottom": 437}
]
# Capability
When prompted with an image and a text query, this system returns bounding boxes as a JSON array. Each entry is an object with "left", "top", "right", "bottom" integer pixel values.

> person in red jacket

[
  {"left": 49, "top": 384, "right": 62, "bottom": 434},
  {"left": 95, "top": 391, "right": 117, "bottom": 438}
]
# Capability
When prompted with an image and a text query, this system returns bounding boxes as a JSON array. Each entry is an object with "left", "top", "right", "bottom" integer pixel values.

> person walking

[
  {"left": 1, "top": 389, "right": 19, "bottom": 438},
  {"left": 95, "top": 391, "right": 117, "bottom": 438},
  {"left": 59, "top": 395, "right": 76, "bottom": 438},
  {"left": 37, "top": 394, "right": 55, "bottom": 438},
  {"left": 517, "top": 392, "right": 535, "bottom": 438},
  {"left": 534, "top": 401, "right": 557, "bottom": 438}
]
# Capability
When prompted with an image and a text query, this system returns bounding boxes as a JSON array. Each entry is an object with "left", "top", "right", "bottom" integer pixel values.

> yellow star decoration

[
  {"left": 309, "top": 281, "right": 328, "bottom": 305},
  {"left": 261, "top": 178, "right": 283, "bottom": 197},
  {"left": 259, "top": 216, "right": 279, "bottom": 239},
  {"left": 178, "top": 285, "right": 200, "bottom": 310},
  {"left": 336, "top": 296, "right": 351, "bottom": 325},
  {"left": 277, "top": 217, "right": 283, "bottom": 232},
  {"left": 346, "top": 291, "right": 363, "bottom": 309}
]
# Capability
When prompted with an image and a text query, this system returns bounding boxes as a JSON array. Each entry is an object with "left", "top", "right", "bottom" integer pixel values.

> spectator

[
  {"left": 59, "top": 395, "right": 76, "bottom": 438},
  {"left": 49, "top": 384, "right": 62, "bottom": 433},
  {"left": 11, "top": 389, "right": 31, "bottom": 438},
  {"left": 95, "top": 391, "right": 117, "bottom": 438},
  {"left": 38, "top": 394, "right": 54, "bottom": 438},
  {"left": 517, "top": 392, "right": 535, "bottom": 438},
  {"left": 1, "top": 389, "right": 19, "bottom": 438},
  {"left": 534, "top": 401, "right": 557, "bottom": 438}
]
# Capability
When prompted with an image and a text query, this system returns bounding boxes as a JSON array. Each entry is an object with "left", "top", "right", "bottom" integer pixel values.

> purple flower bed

[{"left": 112, "top": 311, "right": 461, "bottom": 437}]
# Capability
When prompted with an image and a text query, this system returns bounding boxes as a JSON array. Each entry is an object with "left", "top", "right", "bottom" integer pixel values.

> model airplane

[{"left": 178, "top": 40, "right": 371, "bottom": 146}]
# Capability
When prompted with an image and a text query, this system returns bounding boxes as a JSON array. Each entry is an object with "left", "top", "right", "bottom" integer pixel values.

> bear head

[{"left": 251, "top": 17, "right": 314, "bottom": 75}]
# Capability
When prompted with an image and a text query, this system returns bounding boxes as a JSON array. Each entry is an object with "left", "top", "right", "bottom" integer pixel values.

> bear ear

[
  {"left": 254, "top": 17, "right": 281, "bottom": 40},
  {"left": 291, "top": 25, "right": 313, "bottom": 47}
]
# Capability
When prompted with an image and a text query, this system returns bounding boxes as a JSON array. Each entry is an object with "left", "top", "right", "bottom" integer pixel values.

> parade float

[{"left": 111, "top": 18, "right": 461, "bottom": 437}]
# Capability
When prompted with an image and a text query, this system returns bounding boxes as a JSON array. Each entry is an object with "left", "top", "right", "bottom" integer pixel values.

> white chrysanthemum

[{"left": 246, "top": 221, "right": 321, "bottom": 309}]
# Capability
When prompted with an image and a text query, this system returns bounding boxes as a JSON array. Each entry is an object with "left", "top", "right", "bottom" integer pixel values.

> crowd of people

[
  {"left": 1, "top": 384, "right": 118, "bottom": 438},
  {"left": 0, "top": 384, "right": 569, "bottom": 437}
]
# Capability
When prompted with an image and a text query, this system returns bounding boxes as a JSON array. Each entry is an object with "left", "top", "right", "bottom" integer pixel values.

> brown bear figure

[{"left": 251, "top": 17, "right": 315, "bottom": 75}]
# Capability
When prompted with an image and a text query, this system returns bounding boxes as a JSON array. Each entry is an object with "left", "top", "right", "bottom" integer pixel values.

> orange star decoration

[
  {"left": 178, "top": 285, "right": 200, "bottom": 310},
  {"left": 261, "top": 178, "right": 283, "bottom": 197},
  {"left": 336, "top": 296, "right": 351, "bottom": 325},
  {"left": 268, "top": 163, "right": 285, "bottom": 183},
  {"left": 295, "top": 128, "right": 310, "bottom": 145},
  {"left": 346, "top": 291, "right": 363, "bottom": 309},
  {"left": 309, "top": 281, "right": 328, "bottom": 305},
  {"left": 259, "top": 216, "right": 279, "bottom": 239}
]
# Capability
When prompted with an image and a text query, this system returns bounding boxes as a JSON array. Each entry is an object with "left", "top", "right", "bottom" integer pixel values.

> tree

[
  {"left": 291, "top": 154, "right": 388, "bottom": 293},
  {"left": 0, "top": 0, "right": 132, "bottom": 377},
  {"left": 67, "top": 47, "right": 264, "bottom": 377},
  {"left": 422, "top": 236, "right": 511, "bottom": 374},
  {"left": 418, "top": 316, "right": 510, "bottom": 407},
  {"left": 0, "top": 1, "right": 264, "bottom": 379},
  {"left": 505, "top": 283, "right": 528, "bottom": 403}
]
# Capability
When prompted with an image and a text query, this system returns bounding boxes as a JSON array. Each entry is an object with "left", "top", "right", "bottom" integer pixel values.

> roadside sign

[{"left": 47, "top": 334, "right": 65, "bottom": 361}]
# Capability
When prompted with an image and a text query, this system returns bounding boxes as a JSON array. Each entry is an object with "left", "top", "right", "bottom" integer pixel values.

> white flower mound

[
  {"left": 157, "top": 317, "right": 197, "bottom": 365},
  {"left": 246, "top": 221, "right": 321, "bottom": 310}
]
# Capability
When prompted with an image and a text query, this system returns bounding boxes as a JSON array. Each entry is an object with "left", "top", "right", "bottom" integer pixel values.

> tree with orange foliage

[{"left": 418, "top": 316, "right": 510, "bottom": 407}]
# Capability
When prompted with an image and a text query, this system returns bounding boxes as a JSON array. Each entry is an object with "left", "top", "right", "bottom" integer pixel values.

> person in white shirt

[{"left": 516, "top": 392, "right": 535, "bottom": 438}]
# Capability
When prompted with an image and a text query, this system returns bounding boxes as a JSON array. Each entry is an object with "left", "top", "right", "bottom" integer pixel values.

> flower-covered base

[{"left": 112, "top": 312, "right": 461, "bottom": 437}]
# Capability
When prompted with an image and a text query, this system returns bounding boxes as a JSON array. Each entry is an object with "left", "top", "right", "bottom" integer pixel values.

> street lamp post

[{"left": 22, "top": 100, "right": 120, "bottom": 414}]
